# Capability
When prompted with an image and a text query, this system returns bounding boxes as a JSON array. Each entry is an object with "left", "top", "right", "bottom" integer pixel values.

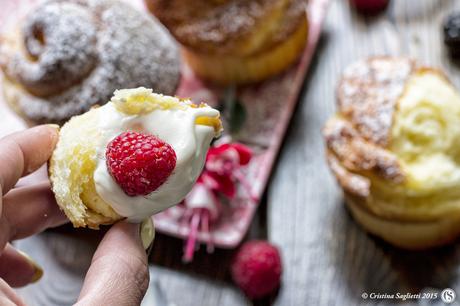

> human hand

[{"left": 0, "top": 125, "right": 154, "bottom": 306}]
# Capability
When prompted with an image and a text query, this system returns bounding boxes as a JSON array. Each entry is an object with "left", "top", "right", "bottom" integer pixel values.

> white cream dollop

[{"left": 93, "top": 88, "right": 220, "bottom": 222}]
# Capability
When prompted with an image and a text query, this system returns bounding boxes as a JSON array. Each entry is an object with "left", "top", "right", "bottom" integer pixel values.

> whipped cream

[{"left": 93, "top": 88, "right": 220, "bottom": 222}]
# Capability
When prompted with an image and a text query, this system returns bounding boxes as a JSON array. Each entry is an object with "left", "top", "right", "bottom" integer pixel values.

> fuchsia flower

[
  {"left": 182, "top": 142, "right": 256, "bottom": 262},
  {"left": 200, "top": 143, "right": 253, "bottom": 198}
]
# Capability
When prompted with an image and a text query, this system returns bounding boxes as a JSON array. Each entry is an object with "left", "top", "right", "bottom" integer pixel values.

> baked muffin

[
  {"left": 0, "top": 0, "right": 180, "bottom": 125},
  {"left": 146, "top": 0, "right": 308, "bottom": 85},
  {"left": 50, "top": 88, "right": 222, "bottom": 229},
  {"left": 324, "top": 57, "right": 460, "bottom": 249}
]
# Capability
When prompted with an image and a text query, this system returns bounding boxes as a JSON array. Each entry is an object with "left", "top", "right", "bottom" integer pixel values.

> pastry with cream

[
  {"left": 324, "top": 57, "right": 460, "bottom": 249},
  {"left": 49, "top": 88, "right": 222, "bottom": 228},
  {"left": 0, "top": 0, "right": 180, "bottom": 125},
  {"left": 146, "top": 0, "right": 308, "bottom": 85}
]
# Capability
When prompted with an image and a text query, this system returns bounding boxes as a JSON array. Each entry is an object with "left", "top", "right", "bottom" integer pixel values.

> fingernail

[
  {"left": 140, "top": 217, "right": 155, "bottom": 250},
  {"left": 45, "top": 124, "right": 60, "bottom": 131},
  {"left": 45, "top": 124, "right": 60, "bottom": 146},
  {"left": 18, "top": 250, "right": 43, "bottom": 283}
]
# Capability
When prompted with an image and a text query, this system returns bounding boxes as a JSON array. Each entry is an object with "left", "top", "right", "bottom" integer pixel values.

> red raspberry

[
  {"left": 350, "top": 0, "right": 389, "bottom": 15},
  {"left": 106, "top": 131, "right": 176, "bottom": 196},
  {"left": 231, "top": 240, "right": 282, "bottom": 299}
]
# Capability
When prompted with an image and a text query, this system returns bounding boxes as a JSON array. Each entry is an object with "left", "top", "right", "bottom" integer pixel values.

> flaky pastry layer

[{"left": 324, "top": 57, "right": 460, "bottom": 248}]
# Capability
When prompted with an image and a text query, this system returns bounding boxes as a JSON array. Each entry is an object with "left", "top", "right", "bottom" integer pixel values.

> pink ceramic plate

[
  {"left": 154, "top": 0, "right": 330, "bottom": 248},
  {"left": 0, "top": 0, "right": 329, "bottom": 248}
]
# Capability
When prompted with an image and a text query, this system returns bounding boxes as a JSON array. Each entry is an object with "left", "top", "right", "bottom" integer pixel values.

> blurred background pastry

[
  {"left": 50, "top": 87, "right": 222, "bottom": 229},
  {"left": 0, "top": 0, "right": 180, "bottom": 125},
  {"left": 324, "top": 57, "right": 460, "bottom": 249},
  {"left": 146, "top": 0, "right": 308, "bottom": 85}
]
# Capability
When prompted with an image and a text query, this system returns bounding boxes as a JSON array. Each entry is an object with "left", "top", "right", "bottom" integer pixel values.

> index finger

[{"left": 0, "top": 125, "right": 59, "bottom": 195}]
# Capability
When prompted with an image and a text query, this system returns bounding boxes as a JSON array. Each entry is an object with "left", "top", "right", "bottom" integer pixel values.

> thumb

[{"left": 76, "top": 219, "right": 155, "bottom": 306}]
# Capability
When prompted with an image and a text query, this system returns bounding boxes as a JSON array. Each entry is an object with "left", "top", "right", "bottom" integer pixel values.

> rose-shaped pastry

[
  {"left": 0, "top": 0, "right": 180, "bottom": 125},
  {"left": 324, "top": 57, "right": 460, "bottom": 249}
]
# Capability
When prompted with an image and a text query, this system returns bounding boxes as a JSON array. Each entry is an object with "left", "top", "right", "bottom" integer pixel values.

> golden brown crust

[
  {"left": 181, "top": 16, "right": 308, "bottom": 85},
  {"left": 324, "top": 57, "right": 416, "bottom": 199},
  {"left": 324, "top": 116, "right": 405, "bottom": 187},
  {"left": 271, "top": 0, "right": 307, "bottom": 45},
  {"left": 147, "top": 0, "right": 306, "bottom": 56},
  {"left": 337, "top": 57, "right": 416, "bottom": 146},
  {"left": 326, "top": 153, "right": 370, "bottom": 198}
]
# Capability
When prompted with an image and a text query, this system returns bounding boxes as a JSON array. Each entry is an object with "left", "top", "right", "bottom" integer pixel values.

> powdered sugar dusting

[
  {"left": 12, "top": 2, "right": 98, "bottom": 96},
  {"left": 151, "top": 0, "right": 296, "bottom": 54},
  {"left": 2, "top": 0, "right": 180, "bottom": 124},
  {"left": 155, "top": 0, "right": 275, "bottom": 43},
  {"left": 337, "top": 57, "right": 415, "bottom": 146}
]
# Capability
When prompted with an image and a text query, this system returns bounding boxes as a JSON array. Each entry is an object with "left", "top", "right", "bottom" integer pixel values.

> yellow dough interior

[
  {"left": 391, "top": 71, "right": 460, "bottom": 194},
  {"left": 50, "top": 107, "right": 121, "bottom": 228}
]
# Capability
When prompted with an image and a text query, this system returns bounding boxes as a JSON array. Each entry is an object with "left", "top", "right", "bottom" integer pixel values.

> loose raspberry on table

[
  {"left": 106, "top": 131, "right": 176, "bottom": 196},
  {"left": 231, "top": 240, "right": 282, "bottom": 299}
]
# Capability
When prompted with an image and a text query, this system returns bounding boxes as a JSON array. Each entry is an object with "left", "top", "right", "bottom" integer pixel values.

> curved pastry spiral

[
  {"left": 324, "top": 57, "right": 460, "bottom": 249},
  {"left": 0, "top": 0, "right": 180, "bottom": 124}
]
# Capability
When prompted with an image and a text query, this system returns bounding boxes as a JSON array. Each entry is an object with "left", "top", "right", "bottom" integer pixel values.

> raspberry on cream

[
  {"left": 50, "top": 87, "right": 222, "bottom": 228},
  {"left": 105, "top": 131, "right": 177, "bottom": 196}
]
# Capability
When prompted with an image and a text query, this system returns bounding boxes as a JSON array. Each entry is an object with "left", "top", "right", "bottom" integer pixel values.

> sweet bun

[
  {"left": 50, "top": 88, "right": 222, "bottom": 229},
  {"left": 324, "top": 57, "right": 460, "bottom": 249},
  {"left": 0, "top": 0, "right": 180, "bottom": 125},
  {"left": 146, "top": 0, "right": 308, "bottom": 85}
]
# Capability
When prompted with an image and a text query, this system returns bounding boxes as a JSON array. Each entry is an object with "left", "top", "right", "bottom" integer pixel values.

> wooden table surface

[{"left": 14, "top": 0, "right": 460, "bottom": 305}]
